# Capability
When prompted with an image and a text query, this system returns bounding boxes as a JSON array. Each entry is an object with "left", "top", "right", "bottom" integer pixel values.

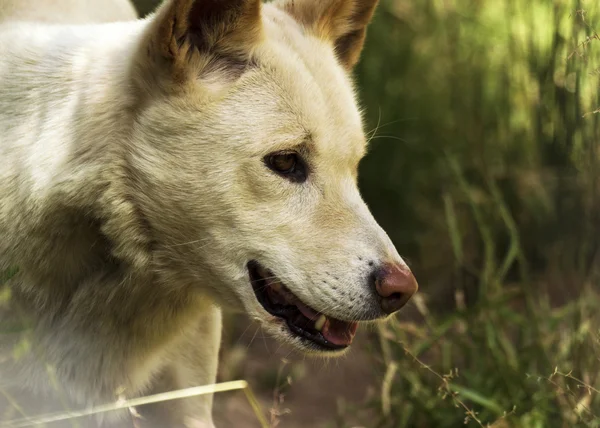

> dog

[
  {"left": 0, "top": 0, "right": 418, "bottom": 426},
  {"left": 0, "top": 0, "right": 137, "bottom": 24}
]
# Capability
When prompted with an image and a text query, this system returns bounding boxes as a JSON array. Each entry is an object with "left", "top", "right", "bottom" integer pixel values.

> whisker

[
  {"left": 365, "top": 107, "right": 383, "bottom": 146},
  {"left": 247, "top": 325, "right": 261, "bottom": 350},
  {"left": 369, "top": 135, "right": 412, "bottom": 144},
  {"left": 253, "top": 275, "right": 281, "bottom": 282},
  {"left": 260, "top": 325, "right": 271, "bottom": 354},
  {"left": 365, "top": 116, "right": 418, "bottom": 136},
  {"left": 162, "top": 239, "right": 206, "bottom": 248},
  {"left": 366, "top": 106, "right": 382, "bottom": 140},
  {"left": 235, "top": 320, "right": 256, "bottom": 346}
]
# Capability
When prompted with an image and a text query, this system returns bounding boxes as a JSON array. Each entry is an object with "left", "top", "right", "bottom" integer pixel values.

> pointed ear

[
  {"left": 144, "top": 0, "right": 262, "bottom": 83},
  {"left": 275, "top": 0, "right": 378, "bottom": 70}
]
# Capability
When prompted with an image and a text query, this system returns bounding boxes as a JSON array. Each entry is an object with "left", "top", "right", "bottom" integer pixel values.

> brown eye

[
  {"left": 264, "top": 152, "right": 308, "bottom": 183},
  {"left": 271, "top": 153, "right": 296, "bottom": 173}
]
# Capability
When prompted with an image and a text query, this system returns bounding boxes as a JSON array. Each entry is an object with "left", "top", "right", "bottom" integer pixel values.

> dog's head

[{"left": 128, "top": 0, "right": 417, "bottom": 354}]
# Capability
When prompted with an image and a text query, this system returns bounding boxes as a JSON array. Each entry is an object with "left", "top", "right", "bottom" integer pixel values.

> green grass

[{"left": 338, "top": 0, "right": 600, "bottom": 426}]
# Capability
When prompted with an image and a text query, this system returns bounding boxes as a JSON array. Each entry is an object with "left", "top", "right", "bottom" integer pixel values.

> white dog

[{"left": 0, "top": 0, "right": 418, "bottom": 426}]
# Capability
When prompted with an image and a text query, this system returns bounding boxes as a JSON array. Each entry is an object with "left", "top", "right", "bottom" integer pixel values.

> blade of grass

[
  {"left": 448, "top": 383, "right": 505, "bottom": 415},
  {"left": 0, "top": 380, "right": 268, "bottom": 428}
]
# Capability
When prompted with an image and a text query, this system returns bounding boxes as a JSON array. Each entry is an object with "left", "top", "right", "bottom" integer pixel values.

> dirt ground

[
  {"left": 213, "top": 316, "right": 380, "bottom": 428},
  {"left": 0, "top": 316, "right": 380, "bottom": 428}
]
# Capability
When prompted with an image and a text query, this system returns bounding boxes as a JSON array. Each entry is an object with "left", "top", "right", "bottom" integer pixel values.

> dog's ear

[
  {"left": 143, "top": 0, "right": 262, "bottom": 84},
  {"left": 275, "top": 0, "right": 378, "bottom": 70}
]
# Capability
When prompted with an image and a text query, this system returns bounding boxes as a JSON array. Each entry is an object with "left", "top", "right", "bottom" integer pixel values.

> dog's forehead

[{"left": 257, "top": 4, "right": 367, "bottom": 161}]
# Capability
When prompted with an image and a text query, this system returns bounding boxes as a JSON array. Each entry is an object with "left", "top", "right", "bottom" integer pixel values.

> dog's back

[
  {"left": 0, "top": 0, "right": 140, "bottom": 305},
  {"left": 0, "top": 0, "right": 139, "bottom": 425},
  {"left": 0, "top": 0, "right": 137, "bottom": 24}
]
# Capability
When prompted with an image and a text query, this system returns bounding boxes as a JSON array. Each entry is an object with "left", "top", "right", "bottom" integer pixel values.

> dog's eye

[
  {"left": 271, "top": 153, "right": 296, "bottom": 173},
  {"left": 264, "top": 152, "right": 307, "bottom": 183}
]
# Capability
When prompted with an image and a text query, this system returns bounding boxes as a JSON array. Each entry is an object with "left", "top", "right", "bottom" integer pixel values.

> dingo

[
  {"left": 0, "top": 0, "right": 418, "bottom": 426},
  {"left": 0, "top": 0, "right": 137, "bottom": 24}
]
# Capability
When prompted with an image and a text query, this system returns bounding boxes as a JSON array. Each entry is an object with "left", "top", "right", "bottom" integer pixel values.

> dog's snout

[{"left": 373, "top": 263, "right": 418, "bottom": 314}]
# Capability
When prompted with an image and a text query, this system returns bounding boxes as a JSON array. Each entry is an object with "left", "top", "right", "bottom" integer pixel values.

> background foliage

[{"left": 354, "top": 0, "right": 600, "bottom": 426}]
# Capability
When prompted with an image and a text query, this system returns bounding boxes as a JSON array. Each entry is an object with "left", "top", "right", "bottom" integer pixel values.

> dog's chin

[
  {"left": 263, "top": 321, "right": 351, "bottom": 357},
  {"left": 247, "top": 260, "right": 359, "bottom": 355}
]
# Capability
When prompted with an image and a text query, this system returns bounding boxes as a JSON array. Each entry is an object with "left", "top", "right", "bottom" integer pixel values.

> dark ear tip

[
  {"left": 346, "top": 0, "right": 379, "bottom": 30},
  {"left": 189, "top": 0, "right": 232, "bottom": 22},
  {"left": 189, "top": 0, "right": 259, "bottom": 24},
  {"left": 145, "top": 0, "right": 262, "bottom": 81},
  {"left": 275, "top": 0, "right": 379, "bottom": 70},
  {"left": 335, "top": 29, "right": 367, "bottom": 69}
]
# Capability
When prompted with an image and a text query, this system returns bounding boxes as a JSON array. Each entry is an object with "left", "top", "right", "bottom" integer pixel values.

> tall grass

[{"left": 344, "top": 0, "right": 600, "bottom": 426}]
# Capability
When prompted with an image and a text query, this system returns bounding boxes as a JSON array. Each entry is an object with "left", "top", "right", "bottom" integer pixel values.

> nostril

[
  {"left": 373, "top": 262, "right": 418, "bottom": 314},
  {"left": 387, "top": 292, "right": 404, "bottom": 301}
]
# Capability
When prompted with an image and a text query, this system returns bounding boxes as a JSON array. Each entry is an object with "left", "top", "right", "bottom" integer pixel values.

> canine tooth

[{"left": 314, "top": 314, "right": 327, "bottom": 331}]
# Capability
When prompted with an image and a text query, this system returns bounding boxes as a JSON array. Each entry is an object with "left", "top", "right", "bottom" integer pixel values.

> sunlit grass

[{"left": 0, "top": 381, "right": 268, "bottom": 428}]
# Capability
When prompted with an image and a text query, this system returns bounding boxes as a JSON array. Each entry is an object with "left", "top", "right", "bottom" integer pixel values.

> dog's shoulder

[{"left": 0, "top": 0, "right": 137, "bottom": 25}]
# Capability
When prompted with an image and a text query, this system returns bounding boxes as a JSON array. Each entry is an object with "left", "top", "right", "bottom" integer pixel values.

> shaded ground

[
  {"left": 213, "top": 316, "right": 379, "bottom": 428},
  {"left": 0, "top": 316, "right": 380, "bottom": 428}
]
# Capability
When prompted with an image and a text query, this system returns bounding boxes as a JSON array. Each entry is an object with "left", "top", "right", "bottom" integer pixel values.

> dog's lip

[{"left": 247, "top": 260, "right": 358, "bottom": 351}]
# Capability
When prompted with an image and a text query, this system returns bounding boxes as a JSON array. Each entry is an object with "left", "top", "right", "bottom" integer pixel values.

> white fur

[
  {"left": 0, "top": 0, "right": 410, "bottom": 426},
  {"left": 0, "top": 0, "right": 137, "bottom": 24}
]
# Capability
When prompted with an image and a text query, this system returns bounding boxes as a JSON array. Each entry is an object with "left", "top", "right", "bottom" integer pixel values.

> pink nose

[{"left": 374, "top": 263, "right": 418, "bottom": 314}]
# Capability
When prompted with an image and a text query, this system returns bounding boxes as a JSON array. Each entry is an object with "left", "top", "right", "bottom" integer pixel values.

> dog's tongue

[
  {"left": 321, "top": 319, "right": 359, "bottom": 346},
  {"left": 295, "top": 302, "right": 359, "bottom": 346},
  {"left": 296, "top": 301, "right": 319, "bottom": 320}
]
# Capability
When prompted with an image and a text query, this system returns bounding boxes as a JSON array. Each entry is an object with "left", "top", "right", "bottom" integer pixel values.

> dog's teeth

[{"left": 314, "top": 314, "right": 327, "bottom": 332}]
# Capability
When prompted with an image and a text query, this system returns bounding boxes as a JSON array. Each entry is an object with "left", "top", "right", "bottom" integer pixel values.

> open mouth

[{"left": 248, "top": 261, "right": 358, "bottom": 351}]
